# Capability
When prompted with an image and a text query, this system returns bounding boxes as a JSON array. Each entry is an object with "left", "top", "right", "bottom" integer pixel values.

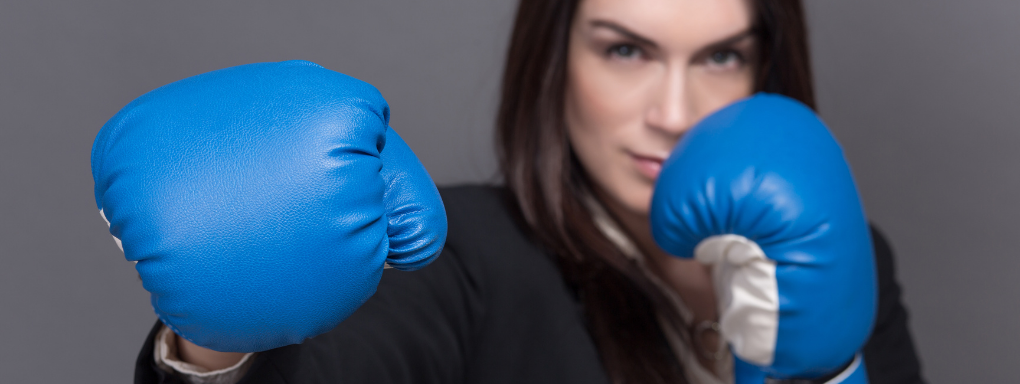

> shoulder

[
  {"left": 862, "top": 223, "right": 926, "bottom": 383},
  {"left": 437, "top": 184, "right": 538, "bottom": 260},
  {"left": 436, "top": 184, "right": 573, "bottom": 297},
  {"left": 438, "top": 184, "right": 517, "bottom": 226},
  {"left": 432, "top": 186, "right": 602, "bottom": 381},
  {"left": 438, "top": 184, "right": 519, "bottom": 229},
  {"left": 867, "top": 224, "right": 899, "bottom": 289}
]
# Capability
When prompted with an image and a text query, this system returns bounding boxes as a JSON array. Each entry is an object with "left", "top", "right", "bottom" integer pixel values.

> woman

[{"left": 136, "top": 0, "right": 923, "bottom": 382}]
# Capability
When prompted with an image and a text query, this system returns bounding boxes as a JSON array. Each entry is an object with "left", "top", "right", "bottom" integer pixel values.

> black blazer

[{"left": 135, "top": 185, "right": 924, "bottom": 384}]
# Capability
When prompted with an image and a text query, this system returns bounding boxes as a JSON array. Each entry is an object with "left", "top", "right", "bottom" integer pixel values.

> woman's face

[{"left": 565, "top": 0, "right": 757, "bottom": 216}]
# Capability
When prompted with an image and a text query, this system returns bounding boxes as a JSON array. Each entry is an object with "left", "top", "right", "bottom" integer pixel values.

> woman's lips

[{"left": 631, "top": 152, "right": 666, "bottom": 180}]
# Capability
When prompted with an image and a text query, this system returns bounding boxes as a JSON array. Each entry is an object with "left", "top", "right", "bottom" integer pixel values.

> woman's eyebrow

[
  {"left": 590, "top": 18, "right": 755, "bottom": 53},
  {"left": 702, "top": 30, "right": 755, "bottom": 51},
  {"left": 589, "top": 20, "right": 658, "bottom": 49}
]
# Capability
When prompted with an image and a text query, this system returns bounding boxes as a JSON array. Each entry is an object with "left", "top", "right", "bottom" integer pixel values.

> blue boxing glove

[
  {"left": 91, "top": 60, "right": 447, "bottom": 352},
  {"left": 650, "top": 94, "right": 876, "bottom": 383}
]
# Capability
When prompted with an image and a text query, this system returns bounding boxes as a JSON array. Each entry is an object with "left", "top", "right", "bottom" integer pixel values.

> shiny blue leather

[
  {"left": 91, "top": 60, "right": 447, "bottom": 352},
  {"left": 650, "top": 94, "right": 877, "bottom": 381}
]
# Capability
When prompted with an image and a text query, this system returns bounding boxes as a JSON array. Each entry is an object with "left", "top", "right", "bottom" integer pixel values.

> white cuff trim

[
  {"left": 154, "top": 326, "right": 255, "bottom": 384},
  {"left": 824, "top": 353, "right": 863, "bottom": 384},
  {"left": 99, "top": 209, "right": 124, "bottom": 252},
  {"left": 696, "top": 234, "right": 779, "bottom": 366}
]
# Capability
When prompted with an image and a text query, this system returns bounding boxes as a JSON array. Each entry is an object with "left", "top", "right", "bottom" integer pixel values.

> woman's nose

[{"left": 645, "top": 66, "right": 694, "bottom": 136}]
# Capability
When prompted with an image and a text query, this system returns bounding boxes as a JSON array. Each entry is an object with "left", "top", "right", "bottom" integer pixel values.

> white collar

[{"left": 584, "top": 194, "right": 734, "bottom": 384}]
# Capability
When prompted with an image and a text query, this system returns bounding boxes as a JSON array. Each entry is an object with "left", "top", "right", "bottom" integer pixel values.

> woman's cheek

[
  {"left": 567, "top": 56, "right": 657, "bottom": 215},
  {"left": 689, "top": 66, "right": 755, "bottom": 115},
  {"left": 571, "top": 57, "right": 643, "bottom": 128}
]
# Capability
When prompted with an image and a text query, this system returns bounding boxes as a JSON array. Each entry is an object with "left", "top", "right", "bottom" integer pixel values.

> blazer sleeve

[
  {"left": 862, "top": 225, "right": 926, "bottom": 384},
  {"left": 134, "top": 245, "right": 486, "bottom": 384}
]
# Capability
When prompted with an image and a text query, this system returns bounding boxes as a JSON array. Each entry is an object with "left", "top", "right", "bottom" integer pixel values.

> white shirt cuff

[{"left": 154, "top": 326, "right": 255, "bottom": 384}]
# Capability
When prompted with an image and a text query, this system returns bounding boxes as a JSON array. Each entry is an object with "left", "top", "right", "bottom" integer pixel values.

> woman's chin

[{"left": 603, "top": 185, "right": 654, "bottom": 218}]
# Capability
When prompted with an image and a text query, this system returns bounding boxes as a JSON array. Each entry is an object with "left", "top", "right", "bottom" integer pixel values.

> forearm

[
  {"left": 149, "top": 325, "right": 254, "bottom": 384},
  {"left": 136, "top": 248, "right": 478, "bottom": 384},
  {"left": 175, "top": 333, "right": 247, "bottom": 371}
]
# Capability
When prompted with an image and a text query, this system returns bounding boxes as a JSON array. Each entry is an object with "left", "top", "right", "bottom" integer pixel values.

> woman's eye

[
  {"left": 606, "top": 44, "right": 643, "bottom": 60},
  {"left": 706, "top": 50, "right": 744, "bottom": 69}
]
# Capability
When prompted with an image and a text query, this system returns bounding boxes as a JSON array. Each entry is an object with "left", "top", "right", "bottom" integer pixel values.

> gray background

[{"left": 0, "top": 0, "right": 1015, "bottom": 382}]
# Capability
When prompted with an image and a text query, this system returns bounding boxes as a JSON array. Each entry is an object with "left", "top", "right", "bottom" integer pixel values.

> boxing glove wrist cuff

[{"left": 695, "top": 234, "right": 779, "bottom": 365}]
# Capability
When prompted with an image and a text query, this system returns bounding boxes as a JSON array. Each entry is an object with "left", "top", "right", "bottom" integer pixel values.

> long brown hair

[{"left": 495, "top": 1, "right": 815, "bottom": 382}]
